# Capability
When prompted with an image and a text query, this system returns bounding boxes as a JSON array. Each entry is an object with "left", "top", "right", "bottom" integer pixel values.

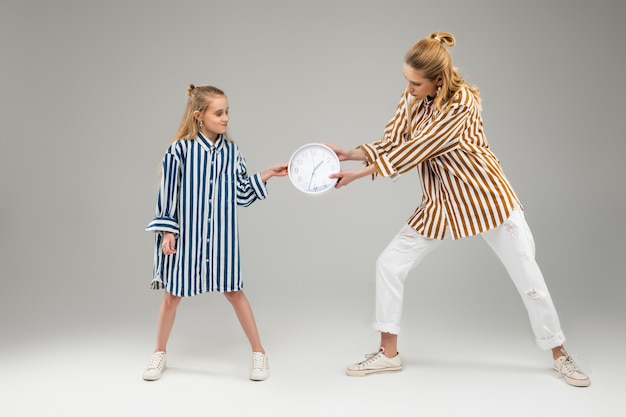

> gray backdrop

[{"left": 1, "top": 0, "right": 624, "bottom": 369}]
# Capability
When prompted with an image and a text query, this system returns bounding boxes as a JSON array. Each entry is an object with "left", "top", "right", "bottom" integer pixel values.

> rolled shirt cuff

[
  {"left": 359, "top": 144, "right": 400, "bottom": 181},
  {"left": 250, "top": 172, "right": 268, "bottom": 200},
  {"left": 145, "top": 217, "right": 179, "bottom": 234}
]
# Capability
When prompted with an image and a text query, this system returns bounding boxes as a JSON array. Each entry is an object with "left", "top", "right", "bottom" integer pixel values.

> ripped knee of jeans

[
  {"left": 525, "top": 288, "right": 544, "bottom": 301},
  {"left": 504, "top": 219, "right": 520, "bottom": 239},
  {"left": 394, "top": 230, "right": 416, "bottom": 253}
]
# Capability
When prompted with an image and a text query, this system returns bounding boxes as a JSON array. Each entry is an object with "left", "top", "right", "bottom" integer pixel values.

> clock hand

[
  {"left": 306, "top": 161, "right": 324, "bottom": 191},
  {"left": 307, "top": 161, "right": 325, "bottom": 190},
  {"left": 311, "top": 161, "right": 323, "bottom": 173}
]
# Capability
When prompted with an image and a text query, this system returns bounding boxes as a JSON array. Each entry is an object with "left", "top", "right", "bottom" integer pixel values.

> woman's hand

[
  {"left": 330, "top": 164, "right": 377, "bottom": 189},
  {"left": 162, "top": 232, "right": 177, "bottom": 255},
  {"left": 323, "top": 143, "right": 366, "bottom": 162}
]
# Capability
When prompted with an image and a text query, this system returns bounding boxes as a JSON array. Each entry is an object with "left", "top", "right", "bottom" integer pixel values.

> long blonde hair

[
  {"left": 404, "top": 32, "right": 480, "bottom": 112},
  {"left": 173, "top": 84, "right": 227, "bottom": 142}
]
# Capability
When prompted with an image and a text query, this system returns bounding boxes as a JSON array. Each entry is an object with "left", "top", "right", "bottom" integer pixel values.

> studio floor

[{"left": 1, "top": 301, "right": 622, "bottom": 417}]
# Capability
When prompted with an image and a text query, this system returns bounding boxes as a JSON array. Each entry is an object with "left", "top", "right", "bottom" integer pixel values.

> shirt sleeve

[
  {"left": 236, "top": 151, "right": 268, "bottom": 207},
  {"left": 145, "top": 144, "right": 181, "bottom": 234},
  {"left": 361, "top": 90, "right": 471, "bottom": 179}
]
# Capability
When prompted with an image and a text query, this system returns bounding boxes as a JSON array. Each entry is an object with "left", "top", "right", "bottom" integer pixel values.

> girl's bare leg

[
  {"left": 224, "top": 291, "right": 265, "bottom": 353},
  {"left": 155, "top": 291, "right": 182, "bottom": 352}
]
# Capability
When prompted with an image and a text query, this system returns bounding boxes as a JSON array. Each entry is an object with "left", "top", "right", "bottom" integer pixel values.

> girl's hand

[
  {"left": 162, "top": 232, "right": 177, "bottom": 255},
  {"left": 261, "top": 163, "right": 288, "bottom": 182}
]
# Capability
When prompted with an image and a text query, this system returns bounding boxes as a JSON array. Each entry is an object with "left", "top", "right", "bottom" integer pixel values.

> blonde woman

[{"left": 327, "top": 32, "right": 589, "bottom": 387}]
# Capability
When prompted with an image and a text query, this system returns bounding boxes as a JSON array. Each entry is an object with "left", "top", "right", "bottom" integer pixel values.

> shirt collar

[{"left": 197, "top": 132, "right": 224, "bottom": 152}]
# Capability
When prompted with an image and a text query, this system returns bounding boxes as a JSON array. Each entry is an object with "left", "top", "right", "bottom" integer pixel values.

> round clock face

[{"left": 288, "top": 143, "right": 340, "bottom": 195}]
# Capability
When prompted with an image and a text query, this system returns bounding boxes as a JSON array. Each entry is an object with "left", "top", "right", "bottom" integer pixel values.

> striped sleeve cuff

[
  {"left": 358, "top": 144, "right": 378, "bottom": 164},
  {"left": 250, "top": 172, "right": 268, "bottom": 200},
  {"left": 361, "top": 143, "right": 401, "bottom": 182},
  {"left": 145, "top": 217, "right": 179, "bottom": 233},
  {"left": 374, "top": 153, "right": 401, "bottom": 182}
]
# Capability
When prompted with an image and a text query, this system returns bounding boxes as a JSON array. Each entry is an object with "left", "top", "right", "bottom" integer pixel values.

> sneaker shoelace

[
  {"left": 252, "top": 354, "right": 268, "bottom": 370},
  {"left": 359, "top": 351, "right": 383, "bottom": 366},
  {"left": 146, "top": 353, "right": 165, "bottom": 370},
  {"left": 560, "top": 355, "right": 582, "bottom": 376}
]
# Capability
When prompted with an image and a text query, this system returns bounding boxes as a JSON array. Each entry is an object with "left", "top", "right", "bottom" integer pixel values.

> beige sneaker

[
  {"left": 142, "top": 351, "right": 167, "bottom": 381},
  {"left": 553, "top": 348, "right": 590, "bottom": 387},
  {"left": 346, "top": 348, "right": 402, "bottom": 377},
  {"left": 249, "top": 352, "right": 270, "bottom": 381}
]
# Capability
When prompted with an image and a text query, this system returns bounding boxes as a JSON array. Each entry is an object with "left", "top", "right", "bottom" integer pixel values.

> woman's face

[
  {"left": 402, "top": 62, "right": 440, "bottom": 100},
  {"left": 197, "top": 96, "right": 229, "bottom": 141}
]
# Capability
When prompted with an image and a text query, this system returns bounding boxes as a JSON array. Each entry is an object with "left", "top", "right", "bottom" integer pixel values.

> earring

[
  {"left": 199, "top": 121, "right": 203, "bottom": 128},
  {"left": 436, "top": 86, "right": 441, "bottom": 96}
]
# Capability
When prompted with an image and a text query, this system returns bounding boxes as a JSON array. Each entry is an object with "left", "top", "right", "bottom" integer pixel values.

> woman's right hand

[
  {"left": 162, "top": 232, "right": 177, "bottom": 255},
  {"left": 330, "top": 164, "right": 377, "bottom": 189}
]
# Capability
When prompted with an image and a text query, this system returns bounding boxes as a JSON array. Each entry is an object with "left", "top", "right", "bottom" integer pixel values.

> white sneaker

[
  {"left": 249, "top": 352, "right": 270, "bottom": 381},
  {"left": 553, "top": 348, "right": 590, "bottom": 387},
  {"left": 346, "top": 348, "right": 402, "bottom": 377},
  {"left": 142, "top": 351, "right": 167, "bottom": 381}
]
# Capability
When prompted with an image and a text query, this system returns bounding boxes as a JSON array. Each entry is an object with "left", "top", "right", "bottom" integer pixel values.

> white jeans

[{"left": 374, "top": 205, "right": 566, "bottom": 350}]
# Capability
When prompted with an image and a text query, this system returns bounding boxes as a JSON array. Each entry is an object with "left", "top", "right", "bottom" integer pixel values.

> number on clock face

[{"left": 288, "top": 143, "right": 340, "bottom": 195}]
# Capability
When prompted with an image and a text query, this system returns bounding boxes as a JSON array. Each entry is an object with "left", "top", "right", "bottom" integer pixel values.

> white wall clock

[{"left": 288, "top": 143, "right": 340, "bottom": 195}]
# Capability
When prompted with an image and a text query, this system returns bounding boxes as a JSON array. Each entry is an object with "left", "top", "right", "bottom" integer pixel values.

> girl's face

[
  {"left": 196, "top": 96, "right": 229, "bottom": 141},
  {"left": 402, "top": 62, "right": 440, "bottom": 100}
]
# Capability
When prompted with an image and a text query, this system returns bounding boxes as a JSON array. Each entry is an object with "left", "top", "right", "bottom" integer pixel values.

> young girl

[
  {"left": 327, "top": 32, "right": 590, "bottom": 387},
  {"left": 143, "top": 84, "right": 287, "bottom": 381}
]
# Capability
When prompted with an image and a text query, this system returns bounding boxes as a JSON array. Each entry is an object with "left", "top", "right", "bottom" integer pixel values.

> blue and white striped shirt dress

[{"left": 146, "top": 133, "right": 268, "bottom": 297}]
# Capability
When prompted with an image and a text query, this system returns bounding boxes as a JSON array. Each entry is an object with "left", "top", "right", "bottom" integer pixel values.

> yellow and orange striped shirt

[{"left": 360, "top": 87, "right": 520, "bottom": 240}]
